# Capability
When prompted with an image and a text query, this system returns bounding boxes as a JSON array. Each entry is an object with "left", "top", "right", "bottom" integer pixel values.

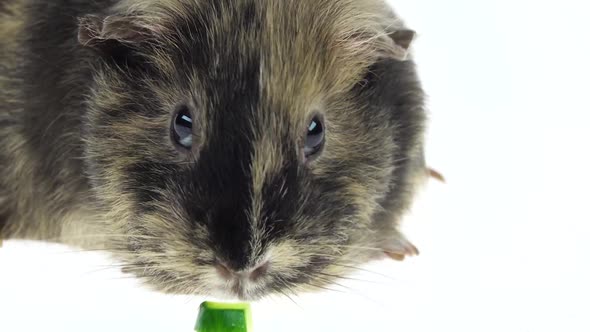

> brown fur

[{"left": 1, "top": 0, "right": 429, "bottom": 300}]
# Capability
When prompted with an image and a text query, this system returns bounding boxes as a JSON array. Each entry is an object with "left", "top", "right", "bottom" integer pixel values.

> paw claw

[
  {"left": 383, "top": 234, "right": 419, "bottom": 261},
  {"left": 428, "top": 167, "right": 446, "bottom": 183},
  {"left": 385, "top": 252, "right": 406, "bottom": 261}
]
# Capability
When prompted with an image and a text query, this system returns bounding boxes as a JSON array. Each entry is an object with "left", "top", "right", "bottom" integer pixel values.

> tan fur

[{"left": 1, "top": 0, "right": 426, "bottom": 299}]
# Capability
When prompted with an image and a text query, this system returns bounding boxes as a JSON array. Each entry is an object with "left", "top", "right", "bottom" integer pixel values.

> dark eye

[
  {"left": 172, "top": 106, "right": 193, "bottom": 149},
  {"left": 304, "top": 116, "right": 325, "bottom": 158}
]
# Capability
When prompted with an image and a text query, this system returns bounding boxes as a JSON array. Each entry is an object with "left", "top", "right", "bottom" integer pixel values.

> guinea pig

[{"left": 0, "top": 0, "right": 430, "bottom": 300}]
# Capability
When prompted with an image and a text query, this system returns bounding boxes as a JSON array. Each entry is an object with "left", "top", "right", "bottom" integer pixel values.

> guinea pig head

[{"left": 78, "top": 0, "right": 426, "bottom": 300}]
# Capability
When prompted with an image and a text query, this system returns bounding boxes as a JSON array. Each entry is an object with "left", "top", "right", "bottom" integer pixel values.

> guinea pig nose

[
  {"left": 249, "top": 260, "right": 270, "bottom": 282},
  {"left": 214, "top": 260, "right": 270, "bottom": 281},
  {"left": 214, "top": 261, "right": 233, "bottom": 280}
]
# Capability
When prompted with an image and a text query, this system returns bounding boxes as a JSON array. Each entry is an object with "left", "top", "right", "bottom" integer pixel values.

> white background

[{"left": 1, "top": 0, "right": 589, "bottom": 331}]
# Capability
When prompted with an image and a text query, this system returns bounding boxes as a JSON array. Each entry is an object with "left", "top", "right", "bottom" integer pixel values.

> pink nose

[{"left": 215, "top": 260, "right": 270, "bottom": 282}]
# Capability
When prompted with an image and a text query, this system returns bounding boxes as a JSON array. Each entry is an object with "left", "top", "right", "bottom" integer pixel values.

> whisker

[
  {"left": 276, "top": 287, "right": 302, "bottom": 309},
  {"left": 316, "top": 271, "right": 381, "bottom": 284},
  {"left": 290, "top": 244, "right": 387, "bottom": 252},
  {"left": 52, "top": 247, "right": 129, "bottom": 254},
  {"left": 307, "top": 282, "right": 344, "bottom": 294},
  {"left": 184, "top": 295, "right": 198, "bottom": 305},
  {"left": 300, "top": 272, "right": 384, "bottom": 307},
  {"left": 330, "top": 263, "right": 400, "bottom": 282},
  {"left": 45, "top": 234, "right": 162, "bottom": 242}
]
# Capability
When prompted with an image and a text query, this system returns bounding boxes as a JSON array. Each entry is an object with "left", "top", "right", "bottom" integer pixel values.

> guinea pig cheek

[{"left": 264, "top": 240, "right": 311, "bottom": 271}]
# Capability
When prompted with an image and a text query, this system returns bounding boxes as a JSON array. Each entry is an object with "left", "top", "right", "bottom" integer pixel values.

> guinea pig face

[{"left": 80, "top": 0, "right": 424, "bottom": 300}]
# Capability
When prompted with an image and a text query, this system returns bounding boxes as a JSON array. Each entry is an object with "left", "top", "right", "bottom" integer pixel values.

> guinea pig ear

[
  {"left": 386, "top": 29, "right": 416, "bottom": 61},
  {"left": 77, "top": 14, "right": 159, "bottom": 52}
]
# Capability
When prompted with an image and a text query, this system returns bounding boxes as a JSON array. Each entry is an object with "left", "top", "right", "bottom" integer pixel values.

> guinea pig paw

[
  {"left": 383, "top": 235, "right": 419, "bottom": 261},
  {"left": 428, "top": 167, "right": 446, "bottom": 183}
]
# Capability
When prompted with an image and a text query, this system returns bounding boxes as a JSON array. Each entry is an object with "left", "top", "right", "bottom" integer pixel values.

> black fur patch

[
  {"left": 259, "top": 147, "right": 300, "bottom": 238},
  {"left": 0, "top": 212, "right": 6, "bottom": 236},
  {"left": 124, "top": 161, "right": 168, "bottom": 210},
  {"left": 167, "top": 1, "right": 263, "bottom": 270},
  {"left": 357, "top": 57, "right": 426, "bottom": 216},
  {"left": 17, "top": 1, "right": 113, "bottom": 195}
]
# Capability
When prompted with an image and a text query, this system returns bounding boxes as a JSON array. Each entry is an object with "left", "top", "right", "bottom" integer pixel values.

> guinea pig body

[{"left": 0, "top": 0, "right": 428, "bottom": 299}]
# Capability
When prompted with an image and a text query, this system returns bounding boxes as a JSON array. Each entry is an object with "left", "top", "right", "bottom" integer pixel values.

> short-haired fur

[{"left": 1, "top": 0, "right": 428, "bottom": 299}]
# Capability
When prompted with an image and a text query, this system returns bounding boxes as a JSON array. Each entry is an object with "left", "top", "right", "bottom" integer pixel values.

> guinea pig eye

[
  {"left": 172, "top": 106, "right": 193, "bottom": 149},
  {"left": 304, "top": 116, "right": 325, "bottom": 158}
]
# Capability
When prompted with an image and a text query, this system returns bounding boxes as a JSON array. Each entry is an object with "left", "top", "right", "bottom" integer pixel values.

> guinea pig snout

[{"left": 215, "top": 260, "right": 270, "bottom": 282}]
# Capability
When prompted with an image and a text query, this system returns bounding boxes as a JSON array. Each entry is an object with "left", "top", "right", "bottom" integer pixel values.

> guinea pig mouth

[
  {"left": 229, "top": 282, "right": 254, "bottom": 301},
  {"left": 206, "top": 279, "right": 267, "bottom": 301},
  {"left": 213, "top": 271, "right": 272, "bottom": 300}
]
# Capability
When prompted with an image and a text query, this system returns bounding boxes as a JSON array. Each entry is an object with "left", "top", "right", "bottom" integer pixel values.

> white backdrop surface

[{"left": 1, "top": 0, "right": 589, "bottom": 331}]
